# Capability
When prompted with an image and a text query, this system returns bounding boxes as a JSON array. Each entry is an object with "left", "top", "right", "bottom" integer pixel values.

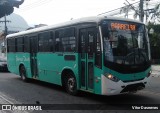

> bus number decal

[{"left": 16, "top": 56, "right": 30, "bottom": 62}]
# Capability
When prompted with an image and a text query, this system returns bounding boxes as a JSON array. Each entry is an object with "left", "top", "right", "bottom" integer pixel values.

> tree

[
  {"left": 147, "top": 23, "right": 160, "bottom": 61},
  {"left": 120, "top": 4, "right": 133, "bottom": 18},
  {"left": 147, "top": 23, "right": 160, "bottom": 46},
  {"left": 148, "top": 3, "right": 160, "bottom": 24},
  {"left": 120, "top": 2, "right": 140, "bottom": 20},
  {"left": 0, "top": 0, "right": 24, "bottom": 18}
]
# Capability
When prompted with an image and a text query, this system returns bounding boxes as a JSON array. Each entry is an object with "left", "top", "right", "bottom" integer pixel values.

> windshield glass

[{"left": 101, "top": 20, "right": 150, "bottom": 65}]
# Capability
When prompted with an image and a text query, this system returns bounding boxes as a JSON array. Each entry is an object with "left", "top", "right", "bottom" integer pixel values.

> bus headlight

[{"left": 105, "top": 74, "right": 120, "bottom": 82}]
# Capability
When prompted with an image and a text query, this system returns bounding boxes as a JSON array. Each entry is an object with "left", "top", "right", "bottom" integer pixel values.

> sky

[
  {"left": 13, "top": 0, "right": 158, "bottom": 26},
  {"left": 13, "top": 0, "right": 138, "bottom": 26}
]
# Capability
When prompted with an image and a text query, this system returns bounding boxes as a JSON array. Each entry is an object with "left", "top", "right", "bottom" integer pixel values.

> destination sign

[{"left": 111, "top": 23, "right": 136, "bottom": 31}]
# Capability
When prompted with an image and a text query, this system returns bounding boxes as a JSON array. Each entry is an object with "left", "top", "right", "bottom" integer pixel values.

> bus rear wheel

[
  {"left": 20, "top": 66, "right": 29, "bottom": 82},
  {"left": 64, "top": 73, "right": 77, "bottom": 95}
]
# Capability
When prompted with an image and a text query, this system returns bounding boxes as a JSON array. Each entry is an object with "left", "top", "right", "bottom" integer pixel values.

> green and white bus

[{"left": 6, "top": 16, "right": 151, "bottom": 95}]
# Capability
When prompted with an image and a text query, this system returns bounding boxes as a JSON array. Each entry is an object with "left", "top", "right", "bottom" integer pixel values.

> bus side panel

[
  {"left": 7, "top": 53, "right": 17, "bottom": 74},
  {"left": 93, "top": 66, "right": 103, "bottom": 94},
  {"left": 37, "top": 53, "right": 78, "bottom": 86},
  {"left": 15, "top": 53, "right": 32, "bottom": 78},
  {"left": 37, "top": 53, "right": 60, "bottom": 85},
  {"left": 24, "top": 53, "right": 32, "bottom": 78}
]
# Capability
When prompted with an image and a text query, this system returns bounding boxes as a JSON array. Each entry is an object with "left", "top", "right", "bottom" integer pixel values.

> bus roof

[{"left": 6, "top": 16, "right": 144, "bottom": 39}]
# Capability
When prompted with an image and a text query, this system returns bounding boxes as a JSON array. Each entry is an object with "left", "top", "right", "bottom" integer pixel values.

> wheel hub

[{"left": 68, "top": 78, "right": 75, "bottom": 91}]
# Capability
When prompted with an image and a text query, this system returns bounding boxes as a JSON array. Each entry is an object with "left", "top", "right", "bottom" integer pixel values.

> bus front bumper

[{"left": 101, "top": 74, "right": 151, "bottom": 95}]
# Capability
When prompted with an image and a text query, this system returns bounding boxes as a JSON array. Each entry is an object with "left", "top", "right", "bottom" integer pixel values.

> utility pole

[
  {"left": 4, "top": 15, "right": 8, "bottom": 35},
  {"left": 0, "top": 15, "right": 11, "bottom": 36},
  {"left": 139, "top": 0, "right": 151, "bottom": 23},
  {"left": 139, "top": 0, "right": 144, "bottom": 22}
]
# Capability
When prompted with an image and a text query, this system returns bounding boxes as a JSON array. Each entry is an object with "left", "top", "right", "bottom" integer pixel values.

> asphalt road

[{"left": 0, "top": 72, "right": 160, "bottom": 113}]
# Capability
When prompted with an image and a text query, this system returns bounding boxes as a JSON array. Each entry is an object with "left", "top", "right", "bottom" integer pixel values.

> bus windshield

[{"left": 101, "top": 20, "right": 150, "bottom": 66}]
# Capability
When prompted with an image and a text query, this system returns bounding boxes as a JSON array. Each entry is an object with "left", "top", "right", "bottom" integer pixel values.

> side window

[
  {"left": 88, "top": 30, "right": 95, "bottom": 54},
  {"left": 30, "top": 35, "right": 38, "bottom": 53},
  {"left": 24, "top": 36, "right": 30, "bottom": 52},
  {"left": 96, "top": 32, "right": 101, "bottom": 52},
  {"left": 62, "top": 28, "right": 76, "bottom": 52},
  {"left": 17, "top": 37, "right": 24, "bottom": 52},
  {"left": 7, "top": 39, "right": 11, "bottom": 52},
  {"left": 80, "top": 29, "right": 86, "bottom": 53},
  {"left": 38, "top": 32, "right": 51, "bottom": 52},
  {"left": 49, "top": 31, "right": 54, "bottom": 52},
  {"left": 55, "top": 27, "right": 76, "bottom": 52},
  {"left": 87, "top": 28, "right": 96, "bottom": 59},
  {"left": 38, "top": 34, "right": 44, "bottom": 52},
  {"left": 55, "top": 30, "right": 63, "bottom": 52},
  {"left": 7, "top": 38, "right": 16, "bottom": 52}
]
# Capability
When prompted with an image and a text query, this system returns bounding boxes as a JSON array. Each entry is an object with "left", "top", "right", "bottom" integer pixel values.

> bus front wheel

[
  {"left": 64, "top": 73, "right": 78, "bottom": 95},
  {"left": 20, "top": 66, "right": 28, "bottom": 82}
]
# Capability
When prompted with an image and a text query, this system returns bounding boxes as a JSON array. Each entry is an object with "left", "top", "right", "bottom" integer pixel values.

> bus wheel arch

[
  {"left": 19, "top": 64, "right": 29, "bottom": 82},
  {"left": 61, "top": 69, "right": 78, "bottom": 95}
]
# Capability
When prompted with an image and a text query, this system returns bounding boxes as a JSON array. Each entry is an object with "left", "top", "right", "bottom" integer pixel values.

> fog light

[{"left": 105, "top": 74, "right": 119, "bottom": 82}]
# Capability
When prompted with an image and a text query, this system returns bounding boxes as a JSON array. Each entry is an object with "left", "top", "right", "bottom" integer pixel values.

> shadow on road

[
  {"left": 1, "top": 73, "right": 159, "bottom": 113},
  {"left": 14, "top": 77, "right": 155, "bottom": 105}
]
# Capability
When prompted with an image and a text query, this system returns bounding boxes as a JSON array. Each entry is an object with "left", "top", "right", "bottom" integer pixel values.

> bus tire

[
  {"left": 64, "top": 72, "right": 78, "bottom": 95},
  {"left": 20, "top": 65, "right": 29, "bottom": 82}
]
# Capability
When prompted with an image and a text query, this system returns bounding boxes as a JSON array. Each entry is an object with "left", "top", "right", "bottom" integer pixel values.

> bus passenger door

[
  {"left": 79, "top": 27, "right": 96, "bottom": 91},
  {"left": 30, "top": 36, "right": 38, "bottom": 78}
]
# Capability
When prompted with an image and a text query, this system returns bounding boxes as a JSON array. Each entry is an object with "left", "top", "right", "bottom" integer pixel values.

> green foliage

[
  {"left": 147, "top": 23, "right": 160, "bottom": 61},
  {"left": 0, "top": 0, "right": 24, "bottom": 18},
  {"left": 147, "top": 23, "right": 160, "bottom": 46},
  {"left": 149, "top": 3, "right": 160, "bottom": 23}
]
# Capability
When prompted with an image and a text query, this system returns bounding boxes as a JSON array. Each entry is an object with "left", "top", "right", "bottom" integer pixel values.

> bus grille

[
  {"left": 120, "top": 83, "right": 145, "bottom": 93},
  {"left": 123, "top": 78, "right": 144, "bottom": 83}
]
